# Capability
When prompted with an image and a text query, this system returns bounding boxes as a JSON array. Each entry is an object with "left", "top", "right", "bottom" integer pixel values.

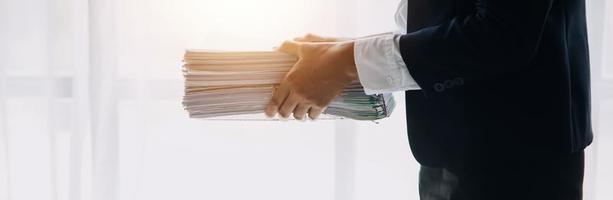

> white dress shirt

[{"left": 353, "top": 0, "right": 422, "bottom": 95}]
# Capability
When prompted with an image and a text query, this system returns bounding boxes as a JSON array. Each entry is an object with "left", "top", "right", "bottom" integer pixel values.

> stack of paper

[{"left": 182, "top": 50, "right": 395, "bottom": 120}]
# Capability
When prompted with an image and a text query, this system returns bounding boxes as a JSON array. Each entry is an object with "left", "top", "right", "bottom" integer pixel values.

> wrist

[{"left": 335, "top": 41, "right": 358, "bottom": 82}]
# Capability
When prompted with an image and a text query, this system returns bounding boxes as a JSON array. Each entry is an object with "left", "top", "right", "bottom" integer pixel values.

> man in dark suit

[{"left": 265, "top": 0, "right": 592, "bottom": 199}]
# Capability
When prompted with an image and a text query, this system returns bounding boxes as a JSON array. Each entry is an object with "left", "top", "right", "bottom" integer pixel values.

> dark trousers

[{"left": 419, "top": 151, "right": 585, "bottom": 200}]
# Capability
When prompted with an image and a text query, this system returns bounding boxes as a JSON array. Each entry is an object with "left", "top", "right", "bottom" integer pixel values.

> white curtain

[{"left": 0, "top": 0, "right": 611, "bottom": 200}]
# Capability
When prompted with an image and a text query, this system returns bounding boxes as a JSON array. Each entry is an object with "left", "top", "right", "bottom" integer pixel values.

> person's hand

[
  {"left": 293, "top": 33, "right": 352, "bottom": 43},
  {"left": 265, "top": 38, "right": 358, "bottom": 120}
]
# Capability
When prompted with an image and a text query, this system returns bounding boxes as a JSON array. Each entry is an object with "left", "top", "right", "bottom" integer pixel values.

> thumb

[
  {"left": 294, "top": 33, "right": 336, "bottom": 42},
  {"left": 276, "top": 40, "right": 300, "bottom": 56}
]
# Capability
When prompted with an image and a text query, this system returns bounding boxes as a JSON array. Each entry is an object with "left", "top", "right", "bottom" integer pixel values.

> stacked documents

[{"left": 181, "top": 50, "right": 395, "bottom": 120}]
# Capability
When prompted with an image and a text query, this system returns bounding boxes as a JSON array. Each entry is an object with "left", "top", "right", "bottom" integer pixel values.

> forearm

[{"left": 353, "top": 33, "right": 422, "bottom": 94}]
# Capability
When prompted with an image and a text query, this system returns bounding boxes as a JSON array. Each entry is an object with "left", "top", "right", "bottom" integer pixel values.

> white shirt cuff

[{"left": 353, "top": 33, "right": 421, "bottom": 95}]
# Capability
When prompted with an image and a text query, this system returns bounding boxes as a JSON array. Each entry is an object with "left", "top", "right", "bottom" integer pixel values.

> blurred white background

[{"left": 0, "top": 0, "right": 611, "bottom": 200}]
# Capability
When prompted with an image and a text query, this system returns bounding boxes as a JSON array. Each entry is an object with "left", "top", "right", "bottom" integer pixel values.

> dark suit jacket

[{"left": 399, "top": 0, "right": 592, "bottom": 167}]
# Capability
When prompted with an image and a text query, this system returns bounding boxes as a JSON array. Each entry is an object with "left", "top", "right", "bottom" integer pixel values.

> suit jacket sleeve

[{"left": 399, "top": 0, "right": 554, "bottom": 95}]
